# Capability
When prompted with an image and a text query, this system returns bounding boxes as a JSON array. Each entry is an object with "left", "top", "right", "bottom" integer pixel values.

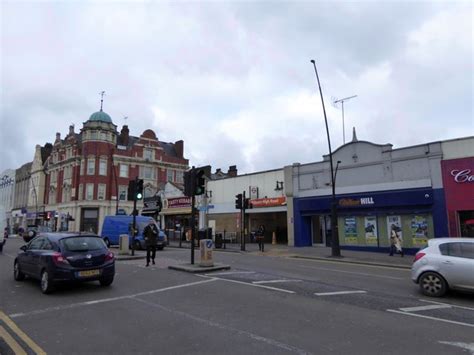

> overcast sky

[{"left": 1, "top": 0, "right": 472, "bottom": 175}]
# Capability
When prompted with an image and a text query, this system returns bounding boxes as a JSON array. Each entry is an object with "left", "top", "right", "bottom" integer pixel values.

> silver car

[{"left": 412, "top": 238, "right": 474, "bottom": 297}]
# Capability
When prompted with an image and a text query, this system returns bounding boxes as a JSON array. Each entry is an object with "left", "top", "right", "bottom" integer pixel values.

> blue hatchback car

[{"left": 14, "top": 233, "right": 115, "bottom": 294}]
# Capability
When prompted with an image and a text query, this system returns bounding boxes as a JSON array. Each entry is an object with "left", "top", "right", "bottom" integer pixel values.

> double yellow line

[{"left": 0, "top": 310, "right": 46, "bottom": 354}]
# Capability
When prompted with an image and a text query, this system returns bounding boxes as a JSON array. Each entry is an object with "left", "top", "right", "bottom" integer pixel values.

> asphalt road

[{"left": 1, "top": 237, "right": 473, "bottom": 355}]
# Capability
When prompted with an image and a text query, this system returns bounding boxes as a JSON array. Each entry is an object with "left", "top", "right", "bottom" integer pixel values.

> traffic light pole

[
  {"left": 190, "top": 167, "right": 196, "bottom": 265},
  {"left": 131, "top": 176, "right": 138, "bottom": 256},
  {"left": 241, "top": 190, "right": 246, "bottom": 251}
]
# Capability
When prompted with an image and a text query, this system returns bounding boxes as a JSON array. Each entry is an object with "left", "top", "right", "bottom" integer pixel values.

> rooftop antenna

[
  {"left": 123, "top": 116, "right": 128, "bottom": 125},
  {"left": 334, "top": 95, "right": 357, "bottom": 144},
  {"left": 99, "top": 91, "right": 106, "bottom": 111}
]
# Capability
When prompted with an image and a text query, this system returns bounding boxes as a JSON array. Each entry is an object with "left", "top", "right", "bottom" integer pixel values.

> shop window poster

[
  {"left": 411, "top": 215, "right": 429, "bottom": 246},
  {"left": 344, "top": 217, "right": 358, "bottom": 244},
  {"left": 387, "top": 216, "right": 403, "bottom": 243},
  {"left": 364, "top": 216, "right": 378, "bottom": 244}
]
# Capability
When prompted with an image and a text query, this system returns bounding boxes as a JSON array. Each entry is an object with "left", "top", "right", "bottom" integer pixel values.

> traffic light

[
  {"left": 244, "top": 198, "right": 252, "bottom": 209},
  {"left": 235, "top": 193, "right": 243, "bottom": 210},
  {"left": 184, "top": 170, "right": 193, "bottom": 197},
  {"left": 136, "top": 179, "right": 144, "bottom": 200},
  {"left": 194, "top": 169, "right": 205, "bottom": 195}
]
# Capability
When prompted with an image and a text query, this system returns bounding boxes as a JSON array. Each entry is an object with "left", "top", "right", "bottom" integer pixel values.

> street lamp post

[{"left": 310, "top": 60, "right": 341, "bottom": 257}]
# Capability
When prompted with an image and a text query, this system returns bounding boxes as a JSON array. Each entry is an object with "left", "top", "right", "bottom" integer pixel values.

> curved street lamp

[{"left": 310, "top": 60, "right": 341, "bottom": 257}]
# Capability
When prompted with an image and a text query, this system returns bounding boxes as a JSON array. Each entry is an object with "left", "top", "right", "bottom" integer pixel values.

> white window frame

[
  {"left": 90, "top": 131, "right": 98, "bottom": 140},
  {"left": 80, "top": 160, "right": 85, "bottom": 176},
  {"left": 167, "top": 169, "right": 174, "bottom": 182},
  {"left": 118, "top": 185, "right": 127, "bottom": 201},
  {"left": 140, "top": 166, "right": 156, "bottom": 180},
  {"left": 144, "top": 148, "right": 153, "bottom": 161},
  {"left": 86, "top": 184, "right": 94, "bottom": 200},
  {"left": 119, "top": 164, "right": 129, "bottom": 178},
  {"left": 87, "top": 158, "right": 95, "bottom": 175},
  {"left": 176, "top": 170, "right": 184, "bottom": 184},
  {"left": 98, "top": 184, "right": 106, "bottom": 200},
  {"left": 99, "top": 159, "right": 107, "bottom": 176}
]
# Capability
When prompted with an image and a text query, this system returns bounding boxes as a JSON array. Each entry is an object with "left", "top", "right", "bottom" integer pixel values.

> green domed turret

[{"left": 88, "top": 111, "right": 113, "bottom": 123}]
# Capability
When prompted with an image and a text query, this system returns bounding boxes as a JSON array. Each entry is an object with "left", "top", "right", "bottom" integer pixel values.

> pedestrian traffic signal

[
  {"left": 194, "top": 169, "right": 206, "bottom": 195},
  {"left": 235, "top": 193, "right": 243, "bottom": 210},
  {"left": 136, "top": 179, "right": 144, "bottom": 200}
]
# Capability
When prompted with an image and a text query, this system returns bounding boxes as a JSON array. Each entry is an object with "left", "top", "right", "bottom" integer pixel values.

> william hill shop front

[{"left": 293, "top": 187, "right": 448, "bottom": 254}]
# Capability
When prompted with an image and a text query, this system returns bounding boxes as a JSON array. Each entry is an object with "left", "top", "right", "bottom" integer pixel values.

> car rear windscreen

[{"left": 61, "top": 237, "right": 106, "bottom": 252}]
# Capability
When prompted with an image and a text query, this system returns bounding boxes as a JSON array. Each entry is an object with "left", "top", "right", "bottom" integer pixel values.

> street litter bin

[
  {"left": 215, "top": 233, "right": 223, "bottom": 249},
  {"left": 119, "top": 234, "right": 129, "bottom": 255},
  {"left": 200, "top": 239, "right": 214, "bottom": 267}
]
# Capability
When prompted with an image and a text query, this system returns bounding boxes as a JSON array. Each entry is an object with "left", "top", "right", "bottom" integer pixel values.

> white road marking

[
  {"left": 205, "top": 271, "right": 255, "bottom": 276},
  {"left": 439, "top": 341, "right": 474, "bottom": 355},
  {"left": 399, "top": 304, "right": 452, "bottom": 312},
  {"left": 9, "top": 279, "right": 217, "bottom": 319},
  {"left": 419, "top": 299, "right": 474, "bottom": 312},
  {"left": 291, "top": 257, "right": 410, "bottom": 271},
  {"left": 387, "top": 309, "right": 474, "bottom": 328},
  {"left": 133, "top": 297, "right": 310, "bottom": 354},
  {"left": 314, "top": 290, "right": 367, "bottom": 296},
  {"left": 198, "top": 274, "right": 295, "bottom": 294},
  {"left": 252, "top": 279, "right": 302, "bottom": 284},
  {"left": 296, "top": 264, "right": 405, "bottom": 280}
]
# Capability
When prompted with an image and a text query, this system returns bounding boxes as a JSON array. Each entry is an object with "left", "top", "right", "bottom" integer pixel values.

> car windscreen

[{"left": 60, "top": 237, "right": 106, "bottom": 252}]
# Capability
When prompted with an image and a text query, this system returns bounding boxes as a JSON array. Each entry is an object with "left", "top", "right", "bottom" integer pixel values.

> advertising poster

[
  {"left": 364, "top": 216, "right": 378, "bottom": 245},
  {"left": 411, "top": 215, "right": 429, "bottom": 246},
  {"left": 344, "top": 217, "right": 358, "bottom": 244},
  {"left": 387, "top": 216, "right": 403, "bottom": 242}
]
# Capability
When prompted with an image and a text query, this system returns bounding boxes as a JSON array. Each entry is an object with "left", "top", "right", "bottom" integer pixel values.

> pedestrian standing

[
  {"left": 257, "top": 224, "right": 266, "bottom": 252},
  {"left": 143, "top": 219, "right": 158, "bottom": 266}
]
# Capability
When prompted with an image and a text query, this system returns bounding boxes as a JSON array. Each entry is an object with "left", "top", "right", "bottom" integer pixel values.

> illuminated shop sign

[
  {"left": 166, "top": 197, "right": 191, "bottom": 209},
  {"left": 339, "top": 197, "right": 375, "bottom": 207},
  {"left": 250, "top": 196, "right": 286, "bottom": 208}
]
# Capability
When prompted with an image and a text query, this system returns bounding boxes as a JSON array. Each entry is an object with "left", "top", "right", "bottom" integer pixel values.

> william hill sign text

[{"left": 339, "top": 197, "right": 375, "bottom": 207}]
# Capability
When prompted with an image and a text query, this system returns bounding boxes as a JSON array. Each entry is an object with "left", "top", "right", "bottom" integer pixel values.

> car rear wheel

[
  {"left": 40, "top": 270, "right": 54, "bottom": 294},
  {"left": 99, "top": 276, "right": 114, "bottom": 287},
  {"left": 419, "top": 272, "right": 447, "bottom": 297},
  {"left": 14, "top": 261, "right": 25, "bottom": 281}
]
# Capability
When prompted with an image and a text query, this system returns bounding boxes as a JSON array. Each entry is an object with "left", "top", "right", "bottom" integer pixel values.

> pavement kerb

[{"left": 289, "top": 255, "right": 412, "bottom": 270}]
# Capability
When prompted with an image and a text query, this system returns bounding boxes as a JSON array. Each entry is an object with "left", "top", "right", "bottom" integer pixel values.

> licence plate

[{"left": 78, "top": 269, "right": 101, "bottom": 277}]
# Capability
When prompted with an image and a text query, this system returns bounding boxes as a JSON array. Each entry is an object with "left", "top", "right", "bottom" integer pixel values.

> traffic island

[{"left": 168, "top": 263, "right": 231, "bottom": 274}]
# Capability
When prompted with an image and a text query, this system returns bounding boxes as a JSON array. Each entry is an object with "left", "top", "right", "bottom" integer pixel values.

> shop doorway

[
  {"left": 80, "top": 208, "right": 99, "bottom": 234},
  {"left": 311, "top": 216, "right": 325, "bottom": 245},
  {"left": 459, "top": 210, "right": 474, "bottom": 238}
]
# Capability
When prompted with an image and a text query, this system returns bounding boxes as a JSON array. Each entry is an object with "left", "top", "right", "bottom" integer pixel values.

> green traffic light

[{"left": 136, "top": 193, "right": 143, "bottom": 200}]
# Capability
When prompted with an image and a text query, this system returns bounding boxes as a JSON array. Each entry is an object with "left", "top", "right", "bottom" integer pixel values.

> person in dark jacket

[
  {"left": 257, "top": 224, "right": 266, "bottom": 252},
  {"left": 143, "top": 220, "right": 158, "bottom": 266}
]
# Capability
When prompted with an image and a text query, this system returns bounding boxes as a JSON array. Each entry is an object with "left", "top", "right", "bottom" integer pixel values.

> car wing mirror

[{"left": 20, "top": 245, "right": 27, "bottom": 252}]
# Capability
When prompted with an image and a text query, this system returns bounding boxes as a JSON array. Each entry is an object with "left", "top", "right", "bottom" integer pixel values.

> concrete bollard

[
  {"left": 119, "top": 234, "right": 129, "bottom": 255},
  {"left": 200, "top": 239, "right": 214, "bottom": 267},
  {"left": 272, "top": 231, "right": 276, "bottom": 245}
]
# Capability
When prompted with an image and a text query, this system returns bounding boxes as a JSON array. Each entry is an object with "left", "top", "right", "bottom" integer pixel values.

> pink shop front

[{"left": 441, "top": 157, "right": 474, "bottom": 238}]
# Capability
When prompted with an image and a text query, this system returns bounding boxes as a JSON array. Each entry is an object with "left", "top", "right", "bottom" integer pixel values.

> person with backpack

[{"left": 143, "top": 220, "right": 158, "bottom": 266}]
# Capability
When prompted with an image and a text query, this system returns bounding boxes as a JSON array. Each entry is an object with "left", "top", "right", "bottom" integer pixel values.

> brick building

[{"left": 43, "top": 109, "right": 188, "bottom": 234}]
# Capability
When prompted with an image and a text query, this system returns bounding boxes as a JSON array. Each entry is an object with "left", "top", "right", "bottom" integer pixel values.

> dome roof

[{"left": 88, "top": 110, "right": 113, "bottom": 123}]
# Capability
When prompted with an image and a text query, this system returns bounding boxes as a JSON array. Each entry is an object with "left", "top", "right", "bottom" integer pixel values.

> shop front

[
  {"left": 248, "top": 196, "right": 288, "bottom": 244},
  {"left": 160, "top": 197, "right": 192, "bottom": 240},
  {"left": 441, "top": 157, "right": 474, "bottom": 238},
  {"left": 293, "top": 187, "right": 447, "bottom": 253}
]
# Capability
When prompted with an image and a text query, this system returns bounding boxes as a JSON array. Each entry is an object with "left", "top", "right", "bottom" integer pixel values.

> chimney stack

[
  {"left": 69, "top": 124, "right": 75, "bottom": 136},
  {"left": 174, "top": 140, "right": 184, "bottom": 158},
  {"left": 227, "top": 165, "right": 237, "bottom": 177},
  {"left": 120, "top": 125, "right": 130, "bottom": 146}
]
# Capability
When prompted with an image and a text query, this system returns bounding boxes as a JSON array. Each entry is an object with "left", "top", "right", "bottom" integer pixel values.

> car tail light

[
  {"left": 414, "top": 252, "right": 426, "bottom": 263},
  {"left": 105, "top": 251, "right": 114, "bottom": 261},
  {"left": 52, "top": 252, "right": 69, "bottom": 266}
]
